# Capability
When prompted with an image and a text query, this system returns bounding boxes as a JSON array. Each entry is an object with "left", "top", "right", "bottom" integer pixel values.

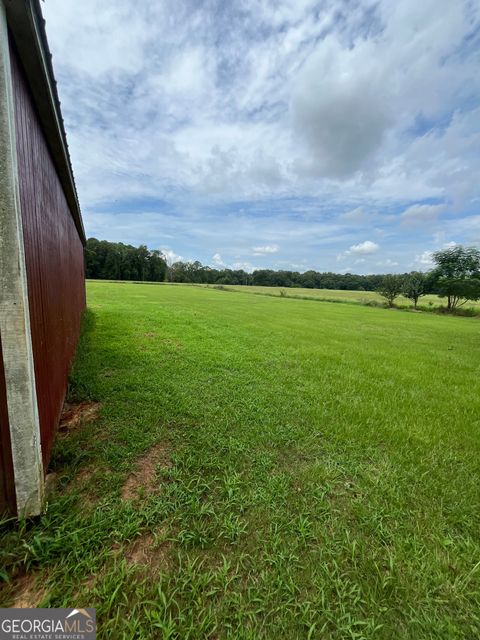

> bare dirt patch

[
  {"left": 64, "top": 463, "right": 111, "bottom": 509},
  {"left": 74, "top": 464, "right": 98, "bottom": 486},
  {"left": 9, "top": 574, "right": 47, "bottom": 608},
  {"left": 71, "top": 530, "right": 172, "bottom": 595},
  {"left": 144, "top": 332, "right": 157, "bottom": 337},
  {"left": 122, "top": 442, "right": 172, "bottom": 501},
  {"left": 58, "top": 401, "right": 101, "bottom": 435},
  {"left": 124, "top": 530, "right": 171, "bottom": 573},
  {"left": 125, "top": 533, "right": 155, "bottom": 564}
]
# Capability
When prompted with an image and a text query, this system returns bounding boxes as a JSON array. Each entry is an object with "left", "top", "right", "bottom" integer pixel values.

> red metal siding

[
  {"left": 0, "top": 336, "right": 16, "bottom": 514},
  {"left": 10, "top": 44, "right": 85, "bottom": 470}
]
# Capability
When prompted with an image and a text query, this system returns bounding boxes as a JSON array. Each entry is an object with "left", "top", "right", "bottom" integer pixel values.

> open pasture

[
  {"left": 211, "top": 283, "right": 480, "bottom": 312},
  {"left": 1, "top": 282, "right": 479, "bottom": 639}
]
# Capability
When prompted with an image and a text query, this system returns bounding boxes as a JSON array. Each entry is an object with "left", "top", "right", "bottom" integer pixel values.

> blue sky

[{"left": 43, "top": 0, "right": 480, "bottom": 273}]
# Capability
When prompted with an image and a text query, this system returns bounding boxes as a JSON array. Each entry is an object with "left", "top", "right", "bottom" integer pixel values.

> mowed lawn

[{"left": 1, "top": 282, "right": 479, "bottom": 639}]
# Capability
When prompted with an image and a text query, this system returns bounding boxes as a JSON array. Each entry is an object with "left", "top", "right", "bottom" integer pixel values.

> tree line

[
  {"left": 85, "top": 239, "right": 480, "bottom": 310},
  {"left": 85, "top": 238, "right": 393, "bottom": 290},
  {"left": 168, "top": 260, "right": 391, "bottom": 291}
]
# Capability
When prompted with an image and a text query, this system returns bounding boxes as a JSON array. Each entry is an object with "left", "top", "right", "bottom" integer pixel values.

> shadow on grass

[
  {"left": 67, "top": 308, "right": 98, "bottom": 403},
  {"left": 48, "top": 308, "right": 100, "bottom": 473}
]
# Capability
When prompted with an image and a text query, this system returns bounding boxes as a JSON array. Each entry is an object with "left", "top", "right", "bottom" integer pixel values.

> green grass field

[
  {"left": 206, "top": 283, "right": 480, "bottom": 312},
  {"left": 1, "top": 282, "right": 479, "bottom": 639}
]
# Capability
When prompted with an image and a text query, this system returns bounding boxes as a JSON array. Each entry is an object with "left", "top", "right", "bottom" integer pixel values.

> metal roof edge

[{"left": 4, "top": 0, "right": 86, "bottom": 245}]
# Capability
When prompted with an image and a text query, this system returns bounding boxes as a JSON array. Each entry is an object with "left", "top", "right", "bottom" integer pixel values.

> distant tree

[
  {"left": 102, "top": 244, "right": 121, "bottom": 280},
  {"left": 301, "top": 271, "right": 317, "bottom": 289},
  {"left": 84, "top": 238, "right": 167, "bottom": 282},
  {"left": 168, "top": 261, "right": 189, "bottom": 283},
  {"left": 402, "top": 271, "right": 427, "bottom": 309},
  {"left": 84, "top": 237, "right": 102, "bottom": 278},
  {"left": 377, "top": 274, "right": 404, "bottom": 307},
  {"left": 252, "top": 270, "right": 276, "bottom": 286},
  {"left": 431, "top": 246, "right": 480, "bottom": 309},
  {"left": 148, "top": 249, "right": 168, "bottom": 282}
]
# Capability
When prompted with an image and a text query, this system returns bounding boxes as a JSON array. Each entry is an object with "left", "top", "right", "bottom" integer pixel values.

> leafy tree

[
  {"left": 431, "top": 246, "right": 480, "bottom": 309},
  {"left": 377, "top": 274, "right": 404, "bottom": 307},
  {"left": 84, "top": 238, "right": 167, "bottom": 282},
  {"left": 436, "top": 276, "right": 480, "bottom": 310},
  {"left": 148, "top": 249, "right": 168, "bottom": 282},
  {"left": 403, "top": 271, "right": 427, "bottom": 309}
]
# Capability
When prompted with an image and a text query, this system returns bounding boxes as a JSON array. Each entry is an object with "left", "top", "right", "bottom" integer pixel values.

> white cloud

[
  {"left": 337, "top": 240, "right": 380, "bottom": 263},
  {"left": 414, "top": 250, "right": 434, "bottom": 269},
  {"left": 376, "top": 259, "right": 399, "bottom": 267},
  {"left": 231, "top": 261, "right": 255, "bottom": 273},
  {"left": 212, "top": 252, "right": 224, "bottom": 266},
  {"left": 162, "top": 249, "right": 183, "bottom": 265},
  {"left": 252, "top": 244, "right": 280, "bottom": 255},
  {"left": 347, "top": 240, "right": 380, "bottom": 255}
]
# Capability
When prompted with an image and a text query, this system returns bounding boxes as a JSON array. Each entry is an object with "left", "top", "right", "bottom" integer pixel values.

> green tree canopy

[
  {"left": 85, "top": 238, "right": 167, "bottom": 282},
  {"left": 431, "top": 246, "right": 480, "bottom": 309},
  {"left": 402, "top": 272, "right": 427, "bottom": 309},
  {"left": 377, "top": 274, "right": 404, "bottom": 307}
]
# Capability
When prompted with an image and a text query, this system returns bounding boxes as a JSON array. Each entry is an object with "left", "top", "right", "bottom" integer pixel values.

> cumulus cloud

[
  {"left": 414, "top": 251, "right": 434, "bottom": 269},
  {"left": 212, "top": 252, "right": 224, "bottom": 266},
  {"left": 252, "top": 244, "right": 280, "bottom": 256},
  {"left": 232, "top": 261, "right": 255, "bottom": 273},
  {"left": 162, "top": 249, "right": 183, "bottom": 265},
  {"left": 347, "top": 241, "right": 380, "bottom": 255},
  {"left": 337, "top": 240, "right": 380, "bottom": 263}
]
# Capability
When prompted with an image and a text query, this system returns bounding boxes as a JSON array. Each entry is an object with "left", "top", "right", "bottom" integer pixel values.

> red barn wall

[
  {"left": 10, "top": 43, "right": 85, "bottom": 470},
  {"left": 0, "top": 336, "right": 16, "bottom": 514}
]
